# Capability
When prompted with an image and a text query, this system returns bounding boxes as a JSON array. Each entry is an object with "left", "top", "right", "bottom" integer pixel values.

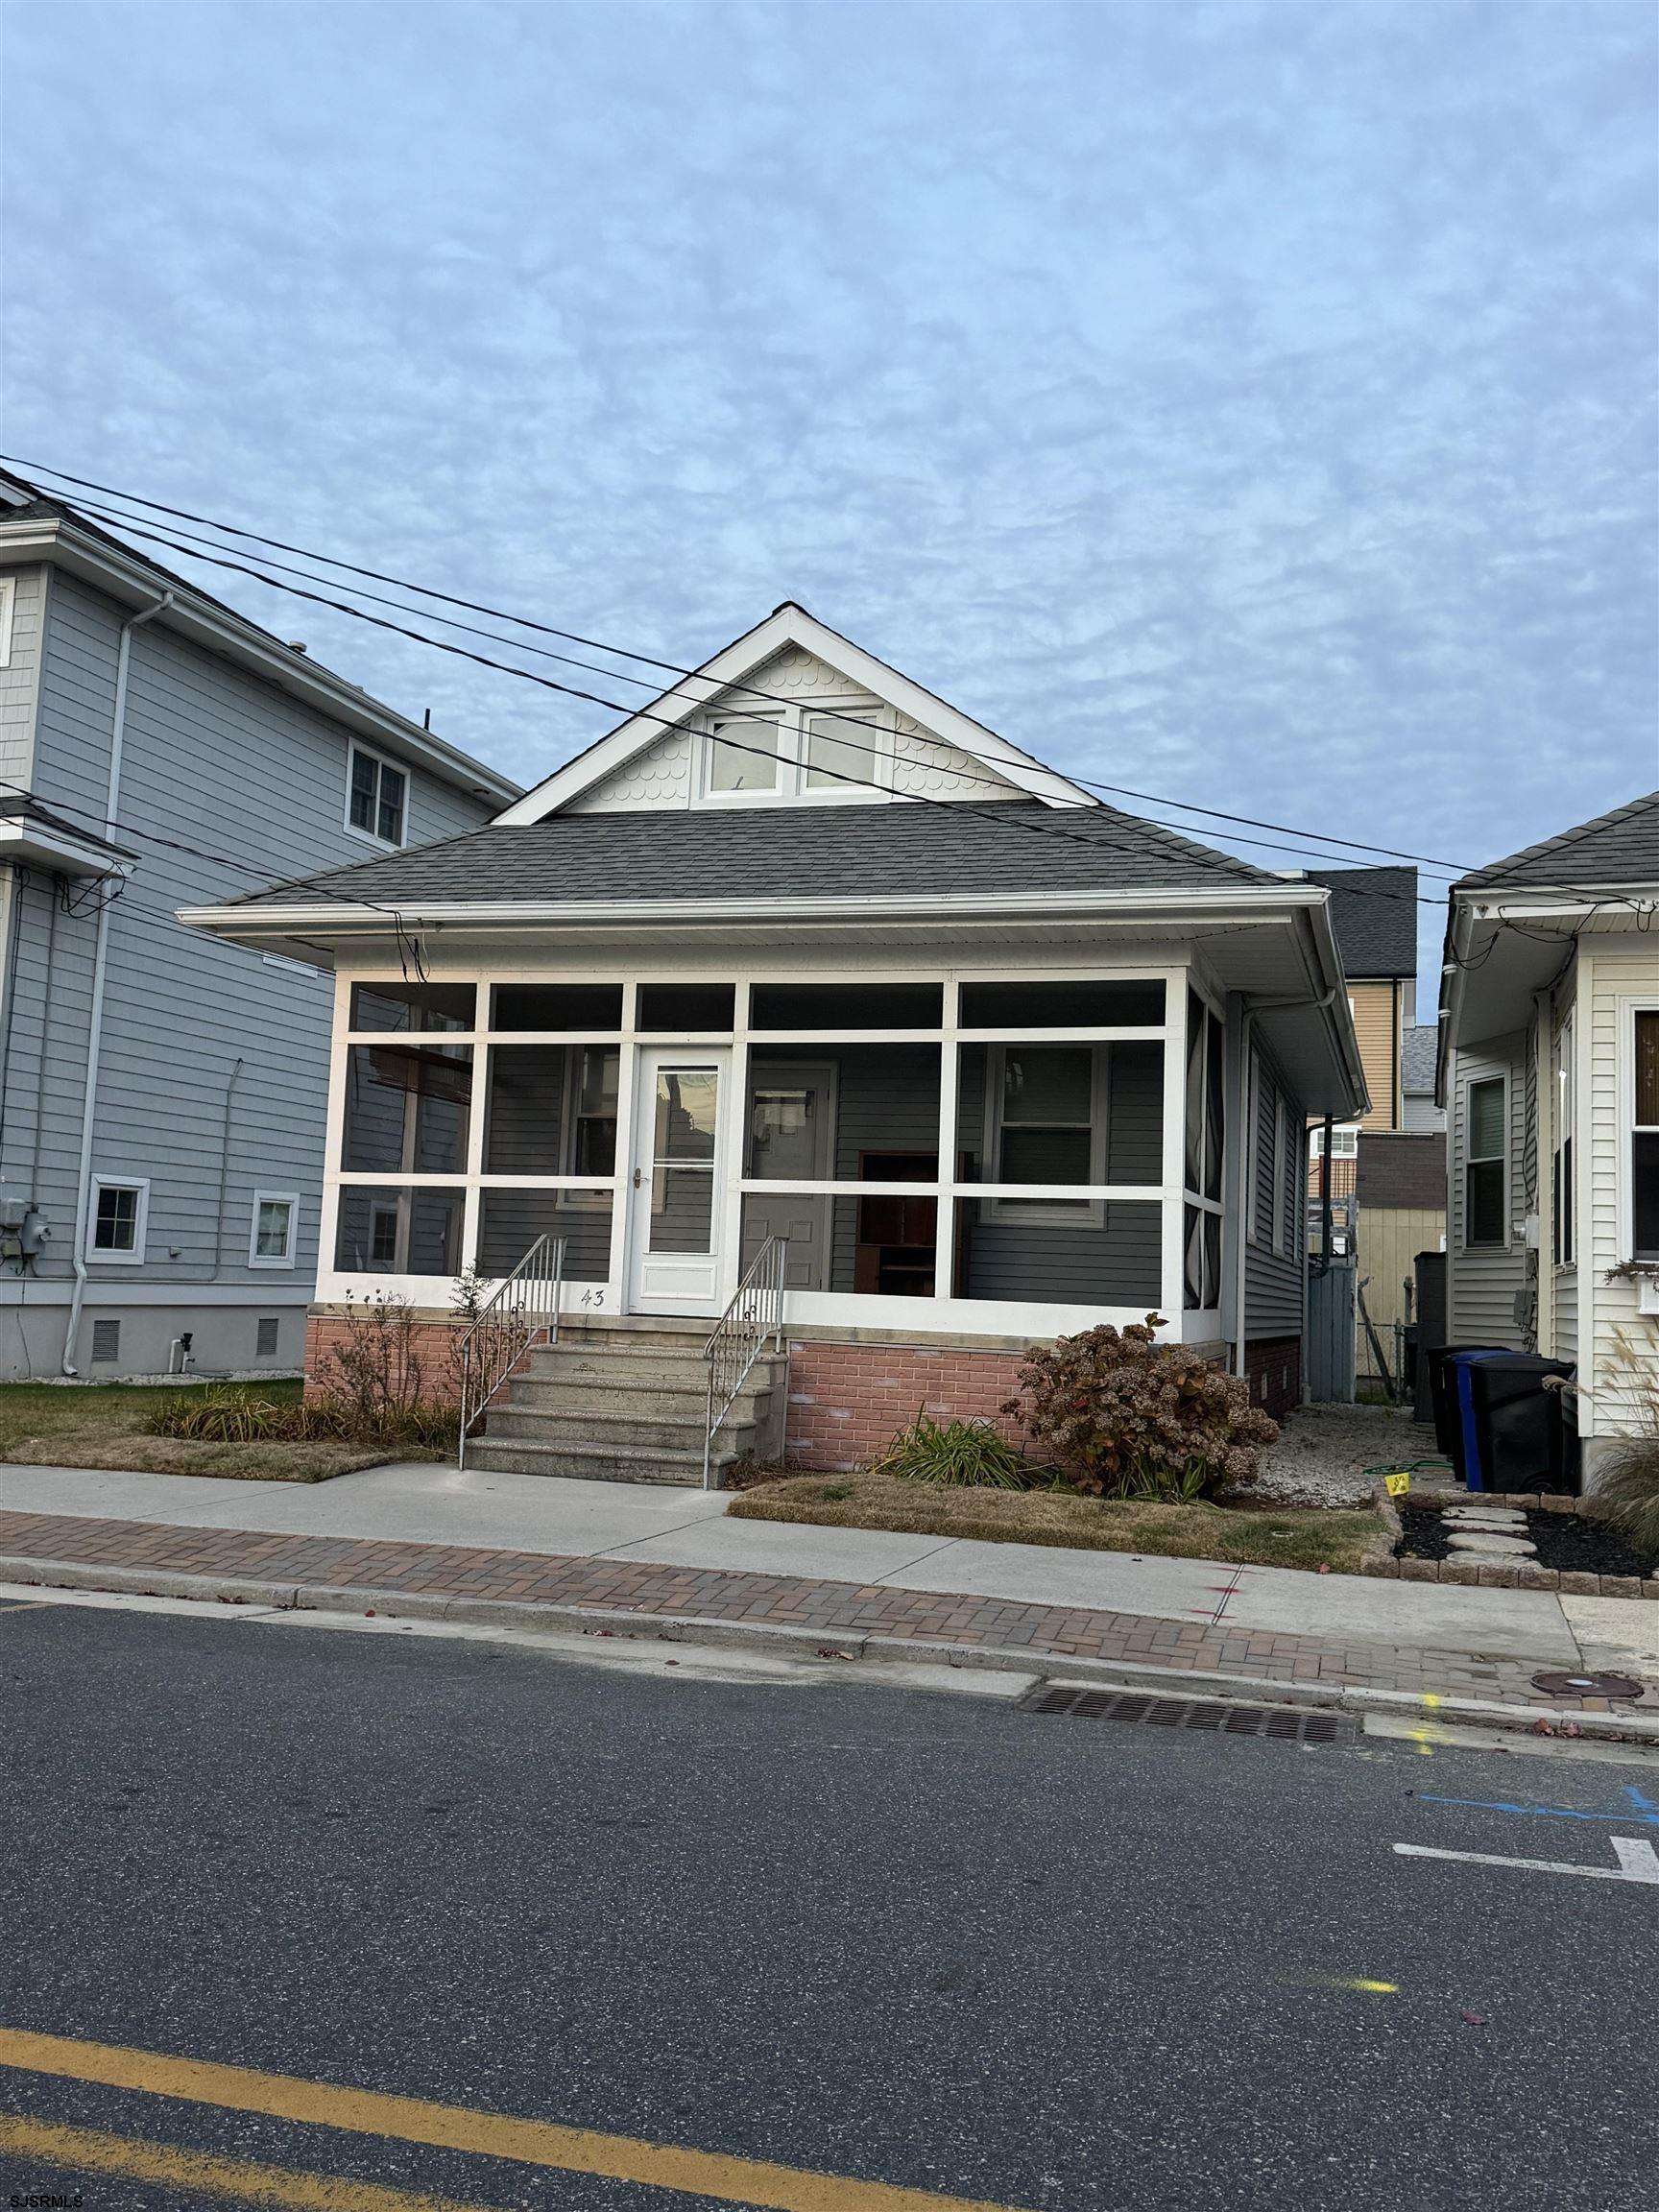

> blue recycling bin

[
  {"left": 1426, "top": 1345, "right": 1508, "bottom": 1476},
  {"left": 1447, "top": 1350, "right": 1513, "bottom": 1491}
]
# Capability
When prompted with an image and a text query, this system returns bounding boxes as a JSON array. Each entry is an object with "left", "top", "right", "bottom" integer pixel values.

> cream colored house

[{"left": 1439, "top": 792, "right": 1659, "bottom": 1476}]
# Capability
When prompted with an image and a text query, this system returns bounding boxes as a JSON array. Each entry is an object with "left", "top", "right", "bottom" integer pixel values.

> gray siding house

[
  {"left": 191, "top": 602, "right": 1367, "bottom": 1479},
  {"left": 0, "top": 473, "right": 517, "bottom": 1379}
]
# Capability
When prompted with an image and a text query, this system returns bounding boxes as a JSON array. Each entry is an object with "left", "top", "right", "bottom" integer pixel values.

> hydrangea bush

[{"left": 1002, "top": 1314, "right": 1278, "bottom": 1500}]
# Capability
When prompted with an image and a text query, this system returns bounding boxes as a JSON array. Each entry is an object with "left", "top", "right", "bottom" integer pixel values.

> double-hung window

[
  {"left": 1632, "top": 1008, "right": 1659, "bottom": 1262},
  {"left": 1464, "top": 1075, "right": 1507, "bottom": 1248},
  {"left": 348, "top": 744, "right": 408, "bottom": 846},
  {"left": 1551, "top": 1015, "right": 1575, "bottom": 1266},
  {"left": 987, "top": 1045, "right": 1103, "bottom": 1223}
]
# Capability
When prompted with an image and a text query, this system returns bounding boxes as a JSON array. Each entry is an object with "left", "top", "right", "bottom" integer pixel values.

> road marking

[
  {"left": 1394, "top": 1835, "right": 1659, "bottom": 1886},
  {"left": 1417, "top": 1784, "right": 1659, "bottom": 1829},
  {"left": 0, "top": 2115, "right": 486, "bottom": 2211},
  {"left": 0, "top": 2028, "right": 1032, "bottom": 2212}
]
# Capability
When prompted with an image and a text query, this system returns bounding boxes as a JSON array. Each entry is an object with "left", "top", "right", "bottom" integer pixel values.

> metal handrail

[
  {"left": 703, "top": 1237, "right": 787, "bottom": 1490},
  {"left": 457, "top": 1235, "right": 564, "bottom": 1470}
]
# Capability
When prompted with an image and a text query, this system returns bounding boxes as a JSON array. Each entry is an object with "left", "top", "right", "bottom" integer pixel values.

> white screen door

[{"left": 628, "top": 1049, "right": 729, "bottom": 1314}]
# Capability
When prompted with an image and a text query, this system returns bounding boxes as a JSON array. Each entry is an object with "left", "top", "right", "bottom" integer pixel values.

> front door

[{"left": 628, "top": 1049, "right": 730, "bottom": 1315}]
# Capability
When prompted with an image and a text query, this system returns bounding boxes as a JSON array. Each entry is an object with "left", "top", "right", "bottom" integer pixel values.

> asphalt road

[{"left": 0, "top": 1599, "right": 1655, "bottom": 2212}]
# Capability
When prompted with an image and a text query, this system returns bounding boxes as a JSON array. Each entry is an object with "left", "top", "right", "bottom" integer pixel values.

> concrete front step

[
  {"left": 486, "top": 1406, "right": 767, "bottom": 1456},
  {"left": 522, "top": 1348, "right": 713, "bottom": 1387},
  {"left": 463, "top": 1437, "right": 720, "bottom": 1485},
  {"left": 506, "top": 1375, "right": 778, "bottom": 1421}
]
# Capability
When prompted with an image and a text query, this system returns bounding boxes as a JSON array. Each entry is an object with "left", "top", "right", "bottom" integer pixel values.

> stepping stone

[
  {"left": 1446, "top": 1533, "right": 1537, "bottom": 1558},
  {"left": 1445, "top": 1512, "right": 1526, "bottom": 1530}
]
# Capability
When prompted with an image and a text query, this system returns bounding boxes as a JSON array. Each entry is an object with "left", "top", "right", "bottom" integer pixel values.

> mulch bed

[{"left": 1395, "top": 1501, "right": 1655, "bottom": 1579}]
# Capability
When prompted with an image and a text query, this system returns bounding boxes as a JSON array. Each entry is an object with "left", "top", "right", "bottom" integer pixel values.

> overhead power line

[{"left": 6, "top": 452, "right": 1482, "bottom": 878}]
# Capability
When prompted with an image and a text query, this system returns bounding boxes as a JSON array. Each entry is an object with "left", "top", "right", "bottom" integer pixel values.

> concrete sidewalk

[
  {"left": 0, "top": 1455, "right": 1592, "bottom": 1663},
  {"left": 3, "top": 1459, "right": 1658, "bottom": 1724}
]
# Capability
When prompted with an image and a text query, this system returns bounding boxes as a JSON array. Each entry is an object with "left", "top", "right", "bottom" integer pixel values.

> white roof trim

[{"left": 495, "top": 602, "right": 1096, "bottom": 824}]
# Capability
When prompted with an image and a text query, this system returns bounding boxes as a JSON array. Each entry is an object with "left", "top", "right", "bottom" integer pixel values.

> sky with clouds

[{"left": 4, "top": 1, "right": 1656, "bottom": 988}]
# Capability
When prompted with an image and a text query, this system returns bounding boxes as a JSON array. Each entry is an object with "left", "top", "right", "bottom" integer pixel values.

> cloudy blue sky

[{"left": 4, "top": 1, "right": 1656, "bottom": 987}]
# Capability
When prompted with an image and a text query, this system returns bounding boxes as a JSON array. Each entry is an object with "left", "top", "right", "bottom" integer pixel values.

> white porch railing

[
  {"left": 704, "top": 1237, "right": 787, "bottom": 1490},
  {"left": 456, "top": 1236, "right": 564, "bottom": 1470}
]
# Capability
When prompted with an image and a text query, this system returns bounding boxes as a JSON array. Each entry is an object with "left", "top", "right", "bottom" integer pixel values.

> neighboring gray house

[
  {"left": 1439, "top": 791, "right": 1659, "bottom": 1476},
  {"left": 1402, "top": 1023, "right": 1445, "bottom": 1134},
  {"left": 0, "top": 471, "right": 517, "bottom": 1379}
]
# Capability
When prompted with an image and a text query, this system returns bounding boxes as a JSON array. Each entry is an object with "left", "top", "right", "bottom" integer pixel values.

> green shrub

[
  {"left": 868, "top": 1410, "right": 1040, "bottom": 1490},
  {"left": 1587, "top": 1323, "right": 1659, "bottom": 1558},
  {"left": 1001, "top": 1315, "right": 1279, "bottom": 1500}
]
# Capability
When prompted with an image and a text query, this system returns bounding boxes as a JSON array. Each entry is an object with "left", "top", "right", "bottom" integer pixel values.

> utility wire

[
  {"left": 9, "top": 454, "right": 1487, "bottom": 878},
  {"left": 48, "top": 498, "right": 1466, "bottom": 914}
]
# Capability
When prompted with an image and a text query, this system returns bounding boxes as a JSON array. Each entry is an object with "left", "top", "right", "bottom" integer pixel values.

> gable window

[
  {"left": 347, "top": 744, "right": 408, "bottom": 847},
  {"left": 804, "top": 711, "right": 875, "bottom": 792},
  {"left": 89, "top": 1177, "right": 148, "bottom": 1264},
  {"left": 250, "top": 1191, "right": 299, "bottom": 1268},
  {"left": 1465, "top": 1075, "right": 1507, "bottom": 1247},
  {"left": 1632, "top": 1008, "right": 1659, "bottom": 1262},
  {"left": 707, "top": 717, "right": 781, "bottom": 795},
  {"left": 1551, "top": 1014, "right": 1575, "bottom": 1267}
]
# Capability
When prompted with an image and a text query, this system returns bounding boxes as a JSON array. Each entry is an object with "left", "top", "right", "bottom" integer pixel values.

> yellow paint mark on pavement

[
  {"left": 1284, "top": 1974, "right": 1399, "bottom": 1996},
  {"left": 0, "top": 2028, "right": 1032, "bottom": 2212},
  {"left": 0, "top": 2115, "right": 486, "bottom": 2212}
]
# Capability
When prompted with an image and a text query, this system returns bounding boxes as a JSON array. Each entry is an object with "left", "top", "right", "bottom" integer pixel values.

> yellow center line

[
  {"left": 0, "top": 2115, "right": 487, "bottom": 2212},
  {"left": 0, "top": 2027, "right": 1033, "bottom": 2212}
]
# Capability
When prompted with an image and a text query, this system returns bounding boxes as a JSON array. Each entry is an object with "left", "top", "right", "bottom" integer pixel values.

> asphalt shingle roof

[
  {"left": 1402, "top": 1023, "right": 1439, "bottom": 1096},
  {"left": 229, "top": 800, "right": 1277, "bottom": 909},
  {"left": 1304, "top": 866, "right": 1418, "bottom": 978},
  {"left": 1459, "top": 791, "right": 1659, "bottom": 890}
]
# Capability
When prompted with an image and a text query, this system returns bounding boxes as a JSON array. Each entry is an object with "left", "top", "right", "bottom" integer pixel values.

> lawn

[
  {"left": 727, "top": 1472, "right": 1385, "bottom": 1574},
  {"left": 0, "top": 1381, "right": 415, "bottom": 1483}
]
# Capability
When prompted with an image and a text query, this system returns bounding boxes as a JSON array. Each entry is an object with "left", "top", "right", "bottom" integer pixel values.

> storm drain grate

[{"left": 1022, "top": 1685, "right": 1352, "bottom": 1745}]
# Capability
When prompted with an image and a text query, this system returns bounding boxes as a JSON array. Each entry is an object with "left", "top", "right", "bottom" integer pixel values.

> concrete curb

[{"left": 6, "top": 1551, "right": 1659, "bottom": 1747}]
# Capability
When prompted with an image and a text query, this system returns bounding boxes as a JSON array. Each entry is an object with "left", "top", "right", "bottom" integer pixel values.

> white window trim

[
  {"left": 87, "top": 1176, "right": 149, "bottom": 1265},
  {"left": 0, "top": 576, "right": 15, "bottom": 669},
  {"left": 344, "top": 741, "right": 409, "bottom": 850},
  {"left": 249, "top": 1190, "right": 301, "bottom": 1269},
  {"left": 983, "top": 1042, "right": 1109, "bottom": 1228},
  {"left": 1462, "top": 1070, "right": 1508, "bottom": 1250},
  {"left": 694, "top": 698, "right": 894, "bottom": 810},
  {"left": 1551, "top": 1008, "right": 1575, "bottom": 1269},
  {"left": 1309, "top": 1123, "right": 1359, "bottom": 1160},
  {"left": 1620, "top": 995, "right": 1659, "bottom": 1262}
]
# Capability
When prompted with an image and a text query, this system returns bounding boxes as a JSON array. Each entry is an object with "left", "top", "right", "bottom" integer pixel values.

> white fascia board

[
  {"left": 181, "top": 882, "right": 1331, "bottom": 936},
  {"left": 0, "top": 517, "right": 520, "bottom": 807},
  {"left": 496, "top": 601, "right": 1095, "bottom": 823}
]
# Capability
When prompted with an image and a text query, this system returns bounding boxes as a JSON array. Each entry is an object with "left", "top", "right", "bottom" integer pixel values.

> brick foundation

[
  {"left": 783, "top": 1339, "right": 1031, "bottom": 1470},
  {"left": 303, "top": 1313, "right": 464, "bottom": 1407},
  {"left": 1242, "top": 1336, "right": 1302, "bottom": 1423}
]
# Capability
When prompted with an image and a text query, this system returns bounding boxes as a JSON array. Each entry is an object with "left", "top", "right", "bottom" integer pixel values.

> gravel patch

[{"left": 1250, "top": 1403, "right": 1446, "bottom": 1508}]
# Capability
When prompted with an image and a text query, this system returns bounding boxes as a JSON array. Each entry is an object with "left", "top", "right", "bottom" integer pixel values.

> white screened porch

[{"left": 321, "top": 960, "right": 1234, "bottom": 1342}]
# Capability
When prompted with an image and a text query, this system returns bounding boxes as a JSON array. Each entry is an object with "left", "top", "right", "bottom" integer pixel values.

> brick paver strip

[{"left": 0, "top": 1506, "right": 1604, "bottom": 1707}]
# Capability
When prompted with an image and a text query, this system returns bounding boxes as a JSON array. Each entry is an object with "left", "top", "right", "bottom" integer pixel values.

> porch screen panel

[
  {"left": 745, "top": 1045, "right": 941, "bottom": 1180},
  {"left": 491, "top": 984, "right": 622, "bottom": 1031},
  {"left": 750, "top": 983, "right": 943, "bottom": 1030},
  {"left": 954, "top": 1042, "right": 1162, "bottom": 1185},
  {"left": 958, "top": 980, "right": 1165, "bottom": 1028},
  {"left": 349, "top": 982, "right": 475, "bottom": 1033},
  {"left": 334, "top": 1187, "right": 463, "bottom": 1276},
  {"left": 951, "top": 1200, "right": 1162, "bottom": 1306},
  {"left": 343, "top": 1045, "right": 472, "bottom": 1174},
  {"left": 477, "top": 1190, "right": 612, "bottom": 1281},
  {"left": 484, "top": 1046, "right": 565, "bottom": 1175}
]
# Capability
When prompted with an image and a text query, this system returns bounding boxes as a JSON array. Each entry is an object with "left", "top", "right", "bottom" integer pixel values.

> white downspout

[{"left": 61, "top": 589, "right": 171, "bottom": 1375}]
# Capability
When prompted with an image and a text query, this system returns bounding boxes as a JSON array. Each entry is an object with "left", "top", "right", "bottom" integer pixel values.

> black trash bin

[
  {"left": 1425, "top": 1344, "right": 1507, "bottom": 1470},
  {"left": 1463, "top": 1354, "right": 1576, "bottom": 1494}
]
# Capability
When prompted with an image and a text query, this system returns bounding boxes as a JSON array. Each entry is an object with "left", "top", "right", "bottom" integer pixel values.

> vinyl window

[
  {"left": 1551, "top": 1014, "right": 1575, "bottom": 1267},
  {"left": 250, "top": 1191, "right": 299, "bottom": 1268},
  {"left": 347, "top": 744, "right": 408, "bottom": 847},
  {"left": 1632, "top": 1008, "right": 1659, "bottom": 1262},
  {"left": 1464, "top": 1075, "right": 1507, "bottom": 1248},
  {"left": 89, "top": 1177, "right": 148, "bottom": 1263}
]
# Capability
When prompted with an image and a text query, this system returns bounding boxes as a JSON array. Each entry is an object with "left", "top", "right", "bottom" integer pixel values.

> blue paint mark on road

[{"left": 1418, "top": 1784, "right": 1659, "bottom": 1829}]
